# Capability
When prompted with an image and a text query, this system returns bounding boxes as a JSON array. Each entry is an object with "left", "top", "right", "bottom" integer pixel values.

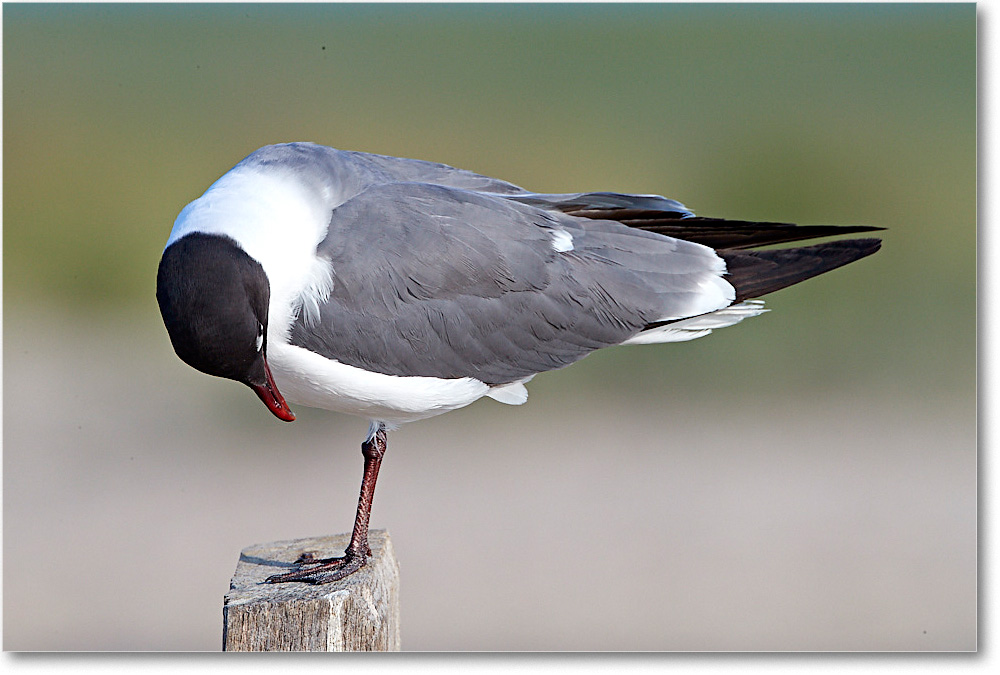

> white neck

[{"left": 166, "top": 165, "right": 336, "bottom": 342}]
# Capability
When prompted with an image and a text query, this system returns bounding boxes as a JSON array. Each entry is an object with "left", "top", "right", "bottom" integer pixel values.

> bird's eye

[{"left": 256, "top": 323, "right": 264, "bottom": 352}]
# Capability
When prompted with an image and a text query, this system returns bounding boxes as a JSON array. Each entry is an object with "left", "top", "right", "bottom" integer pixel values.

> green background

[
  {"left": 3, "top": 3, "right": 976, "bottom": 650},
  {"left": 4, "top": 2, "right": 975, "bottom": 396}
]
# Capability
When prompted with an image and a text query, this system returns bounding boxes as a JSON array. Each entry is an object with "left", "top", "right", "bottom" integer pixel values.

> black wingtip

[
  {"left": 719, "top": 237, "right": 883, "bottom": 302},
  {"left": 621, "top": 217, "right": 885, "bottom": 250}
]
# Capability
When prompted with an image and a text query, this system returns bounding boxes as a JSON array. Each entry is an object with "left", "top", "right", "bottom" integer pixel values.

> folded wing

[{"left": 289, "top": 182, "right": 735, "bottom": 385}]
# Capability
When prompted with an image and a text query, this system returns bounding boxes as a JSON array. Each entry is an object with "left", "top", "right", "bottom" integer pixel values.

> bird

[{"left": 156, "top": 142, "right": 882, "bottom": 584}]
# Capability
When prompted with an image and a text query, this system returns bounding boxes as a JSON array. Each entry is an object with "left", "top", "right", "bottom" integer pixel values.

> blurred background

[{"left": 3, "top": 3, "right": 975, "bottom": 650}]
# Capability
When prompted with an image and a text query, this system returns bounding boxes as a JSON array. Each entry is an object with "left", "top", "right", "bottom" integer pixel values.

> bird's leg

[{"left": 265, "top": 423, "right": 387, "bottom": 585}]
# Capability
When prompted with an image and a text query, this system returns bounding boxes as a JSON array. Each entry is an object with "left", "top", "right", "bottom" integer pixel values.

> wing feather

[{"left": 289, "top": 182, "right": 731, "bottom": 384}]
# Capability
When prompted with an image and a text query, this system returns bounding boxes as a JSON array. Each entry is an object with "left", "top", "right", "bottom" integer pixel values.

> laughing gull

[{"left": 156, "top": 142, "right": 881, "bottom": 584}]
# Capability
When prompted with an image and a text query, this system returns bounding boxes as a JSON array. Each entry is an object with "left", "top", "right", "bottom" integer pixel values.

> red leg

[{"left": 266, "top": 425, "right": 387, "bottom": 585}]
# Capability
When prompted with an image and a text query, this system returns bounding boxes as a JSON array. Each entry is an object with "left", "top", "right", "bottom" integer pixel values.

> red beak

[{"left": 249, "top": 357, "right": 296, "bottom": 422}]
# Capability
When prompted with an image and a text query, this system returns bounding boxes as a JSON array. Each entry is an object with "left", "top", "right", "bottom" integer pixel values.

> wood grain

[{"left": 223, "top": 530, "right": 400, "bottom": 651}]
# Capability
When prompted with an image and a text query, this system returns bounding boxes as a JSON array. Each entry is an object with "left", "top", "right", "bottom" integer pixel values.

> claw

[{"left": 265, "top": 553, "right": 366, "bottom": 585}]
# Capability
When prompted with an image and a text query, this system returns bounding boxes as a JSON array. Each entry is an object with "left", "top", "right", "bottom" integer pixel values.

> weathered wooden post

[{"left": 223, "top": 529, "right": 400, "bottom": 651}]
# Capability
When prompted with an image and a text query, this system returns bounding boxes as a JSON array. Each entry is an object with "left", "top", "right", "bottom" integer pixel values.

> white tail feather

[
  {"left": 620, "top": 300, "right": 768, "bottom": 345},
  {"left": 486, "top": 381, "right": 530, "bottom": 405}
]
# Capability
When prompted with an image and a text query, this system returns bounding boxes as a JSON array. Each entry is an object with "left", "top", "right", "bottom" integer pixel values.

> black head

[{"left": 156, "top": 233, "right": 295, "bottom": 421}]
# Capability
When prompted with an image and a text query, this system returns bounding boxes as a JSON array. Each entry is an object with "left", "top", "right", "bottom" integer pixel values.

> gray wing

[
  {"left": 289, "top": 182, "right": 730, "bottom": 385},
  {"left": 503, "top": 191, "right": 695, "bottom": 217}
]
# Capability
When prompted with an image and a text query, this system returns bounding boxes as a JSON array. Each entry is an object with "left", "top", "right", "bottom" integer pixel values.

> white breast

[{"left": 267, "top": 341, "right": 493, "bottom": 425}]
